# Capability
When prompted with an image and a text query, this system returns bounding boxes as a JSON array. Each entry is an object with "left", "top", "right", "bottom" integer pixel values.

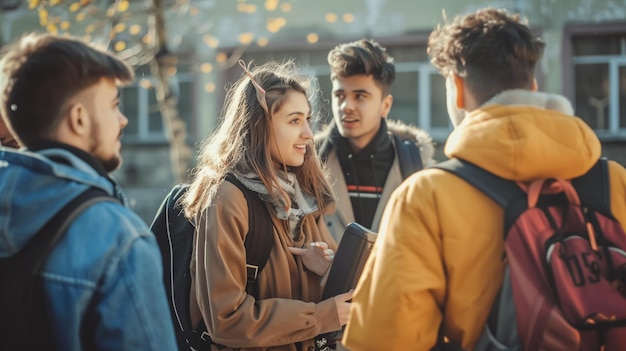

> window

[
  {"left": 0, "top": 0, "right": 20, "bottom": 10},
  {"left": 392, "top": 62, "right": 449, "bottom": 140},
  {"left": 120, "top": 65, "right": 196, "bottom": 143},
  {"left": 226, "top": 35, "right": 452, "bottom": 141},
  {"left": 565, "top": 24, "right": 626, "bottom": 139}
]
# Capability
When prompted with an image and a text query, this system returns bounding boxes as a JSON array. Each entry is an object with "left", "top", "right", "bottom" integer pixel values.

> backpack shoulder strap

[
  {"left": 186, "top": 177, "right": 275, "bottom": 350},
  {"left": 28, "top": 187, "right": 119, "bottom": 274},
  {"left": 224, "top": 173, "right": 274, "bottom": 295},
  {"left": 572, "top": 158, "right": 613, "bottom": 219},
  {"left": 166, "top": 184, "right": 190, "bottom": 212},
  {"left": 431, "top": 158, "right": 528, "bottom": 232},
  {"left": 1, "top": 187, "right": 117, "bottom": 350},
  {"left": 150, "top": 183, "right": 192, "bottom": 265},
  {"left": 393, "top": 134, "right": 424, "bottom": 180},
  {"left": 431, "top": 159, "right": 528, "bottom": 347}
]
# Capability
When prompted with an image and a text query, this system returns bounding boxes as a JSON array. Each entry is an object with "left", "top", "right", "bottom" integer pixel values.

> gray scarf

[{"left": 232, "top": 171, "right": 318, "bottom": 238}]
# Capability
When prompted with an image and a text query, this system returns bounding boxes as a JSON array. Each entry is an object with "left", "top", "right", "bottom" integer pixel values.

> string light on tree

[
  {"left": 280, "top": 2, "right": 291, "bottom": 12},
  {"left": 238, "top": 32, "right": 254, "bottom": 45},
  {"left": 257, "top": 37, "right": 268, "bottom": 47},
  {"left": 265, "top": 0, "right": 279, "bottom": 11},
  {"left": 200, "top": 63, "right": 213, "bottom": 74},
  {"left": 307, "top": 33, "right": 319, "bottom": 44},
  {"left": 204, "top": 82, "right": 216, "bottom": 93}
]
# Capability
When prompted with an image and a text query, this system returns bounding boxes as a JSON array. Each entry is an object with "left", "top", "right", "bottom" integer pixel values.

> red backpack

[{"left": 435, "top": 158, "right": 626, "bottom": 351}]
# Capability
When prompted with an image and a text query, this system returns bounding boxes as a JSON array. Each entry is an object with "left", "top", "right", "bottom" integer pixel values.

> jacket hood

[
  {"left": 445, "top": 90, "right": 601, "bottom": 181},
  {"left": 315, "top": 118, "right": 436, "bottom": 166},
  {"left": 0, "top": 147, "right": 116, "bottom": 258}
]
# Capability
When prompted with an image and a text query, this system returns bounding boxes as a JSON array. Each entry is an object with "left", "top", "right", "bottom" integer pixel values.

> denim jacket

[{"left": 0, "top": 145, "right": 177, "bottom": 351}]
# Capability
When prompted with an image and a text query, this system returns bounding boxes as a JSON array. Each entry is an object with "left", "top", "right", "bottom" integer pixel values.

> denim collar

[{"left": 27, "top": 140, "right": 108, "bottom": 177}]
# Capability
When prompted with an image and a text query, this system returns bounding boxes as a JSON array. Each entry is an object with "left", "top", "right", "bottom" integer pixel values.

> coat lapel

[{"left": 326, "top": 152, "right": 354, "bottom": 227}]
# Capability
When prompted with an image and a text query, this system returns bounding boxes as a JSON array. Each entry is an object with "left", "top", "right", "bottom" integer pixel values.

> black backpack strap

[
  {"left": 435, "top": 158, "right": 613, "bottom": 222},
  {"left": 431, "top": 158, "right": 527, "bottom": 232},
  {"left": 189, "top": 175, "right": 275, "bottom": 351},
  {"left": 394, "top": 134, "right": 424, "bottom": 180},
  {"left": 572, "top": 158, "right": 613, "bottom": 219},
  {"left": 150, "top": 183, "right": 192, "bottom": 287},
  {"left": 29, "top": 187, "right": 118, "bottom": 273},
  {"left": 224, "top": 173, "right": 274, "bottom": 296},
  {"left": 0, "top": 187, "right": 117, "bottom": 350},
  {"left": 430, "top": 159, "right": 527, "bottom": 348},
  {"left": 149, "top": 183, "right": 195, "bottom": 351}
]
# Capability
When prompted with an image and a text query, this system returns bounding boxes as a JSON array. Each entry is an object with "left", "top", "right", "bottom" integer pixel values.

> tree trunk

[{"left": 151, "top": 0, "right": 193, "bottom": 184}]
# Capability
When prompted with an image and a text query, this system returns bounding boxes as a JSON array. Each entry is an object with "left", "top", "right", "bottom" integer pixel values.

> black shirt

[{"left": 329, "top": 119, "right": 394, "bottom": 229}]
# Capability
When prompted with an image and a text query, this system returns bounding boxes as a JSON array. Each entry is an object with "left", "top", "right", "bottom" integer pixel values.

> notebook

[{"left": 322, "top": 222, "right": 377, "bottom": 299}]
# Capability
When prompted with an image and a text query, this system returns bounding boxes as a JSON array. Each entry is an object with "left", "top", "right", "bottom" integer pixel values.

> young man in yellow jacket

[{"left": 342, "top": 7, "right": 626, "bottom": 351}]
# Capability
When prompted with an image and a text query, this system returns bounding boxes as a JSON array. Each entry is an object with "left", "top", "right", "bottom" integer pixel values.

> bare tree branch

[{"left": 151, "top": 0, "right": 192, "bottom": 184}]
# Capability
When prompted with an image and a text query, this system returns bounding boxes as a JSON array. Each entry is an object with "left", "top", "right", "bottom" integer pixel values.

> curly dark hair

[
  {"left": 327, "top": 39, "right": 395, "bottom": 96},
  {"left": 428, "top": 8, "right": 545, "bottom": 105}
]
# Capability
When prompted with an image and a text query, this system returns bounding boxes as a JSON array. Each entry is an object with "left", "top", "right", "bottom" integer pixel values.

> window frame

[
  {"left": 120, "top": 70, "right": 197, "bottom": 144},
  {"left": 563, "top": 22, "right": 626, "bottom": 140}
]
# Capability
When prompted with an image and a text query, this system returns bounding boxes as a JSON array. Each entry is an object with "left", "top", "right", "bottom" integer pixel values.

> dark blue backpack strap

[
  {"left": 224, "top": 173, "right": 275, "bottom": 295},
  {"left": 0, "top": 187, "right": 117, "bottom": 351},
  {"left": 572, "top": 158, "right": 613, "bottom": 219},
  {"left": 394, "top": 134, "right": 424, "bottom": 180},
  {"left": 31, "top": 187, "right": 118, "bottom": 272},
  {"left": 431, "top": 158, "right": 528, "bottom": 232}
]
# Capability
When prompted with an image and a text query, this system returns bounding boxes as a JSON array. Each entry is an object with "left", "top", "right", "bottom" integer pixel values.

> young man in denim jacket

[{"left": 0, "top": 33, "right": 177, "bottom": 351}]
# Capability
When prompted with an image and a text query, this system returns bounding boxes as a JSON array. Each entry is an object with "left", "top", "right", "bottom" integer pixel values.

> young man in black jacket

[{"left": 316, "top": 39, "right": 434, "bottom": 242}]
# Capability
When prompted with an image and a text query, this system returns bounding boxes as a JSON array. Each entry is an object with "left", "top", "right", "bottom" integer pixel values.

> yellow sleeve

[
  {"left": 342, "top": 173, "right": 445, "bottom": 350},
  {"left": 343, "top": 169, "right": 505, "bottom": 351}
]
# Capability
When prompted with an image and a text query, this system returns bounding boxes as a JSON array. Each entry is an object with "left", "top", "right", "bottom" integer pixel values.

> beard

[
  {"left": 89, "top": 119, "right": 123, "bottom": 173},
  {"left": 100, "top": 154, "right": 123, "bottom": 173}
]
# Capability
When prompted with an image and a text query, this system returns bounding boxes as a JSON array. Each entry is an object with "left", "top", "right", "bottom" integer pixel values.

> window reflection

[
  {"left": 575, "top": 64, "right": 609, "bottom": 130},
  {"left": 571, "top": 31, "right": 626, "bottom": 135}
]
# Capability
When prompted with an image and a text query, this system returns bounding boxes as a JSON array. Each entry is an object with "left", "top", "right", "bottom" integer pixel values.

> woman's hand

[{"left": 288, "top": 241, "right": 334, "bottom": 276}]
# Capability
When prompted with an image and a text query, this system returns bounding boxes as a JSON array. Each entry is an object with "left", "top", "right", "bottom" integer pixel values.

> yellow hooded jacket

[{"left": 342, "top": 90, "right": 626, "bottom": 351}]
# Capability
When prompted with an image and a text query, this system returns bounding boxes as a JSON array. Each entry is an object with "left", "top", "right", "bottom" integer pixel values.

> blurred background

[{"left": 1, "top": 0, "right": 625, "bottom": 223}]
